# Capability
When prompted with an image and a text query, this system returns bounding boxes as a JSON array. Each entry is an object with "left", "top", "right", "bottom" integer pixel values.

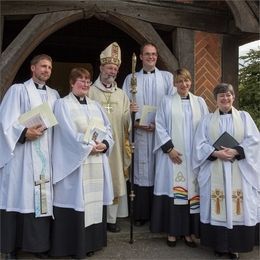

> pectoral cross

[
  {"left": 35, "top": 174, "right": 49, "bottom": 214},
  {"left": 104, "top": 103, "right": 113, "bottom": 114},
  {"left": 102, "top": 101, "right": 118, "bottom": 114},
  {"left": 211, "top": 189, "right": 225, "bottom": 215},
  {"left": 232, "top": 189, "right": 243, "bottom": 215}
]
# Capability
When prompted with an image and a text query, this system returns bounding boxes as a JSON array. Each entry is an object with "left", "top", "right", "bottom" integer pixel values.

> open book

[
  {"left": 139, "top": 105, "right": 156, "bottom": 126},
  {"left": 84, "top": 117, "right": 107, "bottom": 143},
  {"left": 19, "top": 103, "right": 58, "bottom": 129}
]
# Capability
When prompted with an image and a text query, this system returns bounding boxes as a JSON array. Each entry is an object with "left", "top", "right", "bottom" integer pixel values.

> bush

[{"left": 239, "top": 49, "right": 260, "bottom": 129}]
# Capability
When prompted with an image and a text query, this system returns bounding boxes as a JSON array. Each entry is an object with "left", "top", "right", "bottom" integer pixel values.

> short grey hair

[{"left": 213, "top": 83, "right": 234, "bottom": 99}]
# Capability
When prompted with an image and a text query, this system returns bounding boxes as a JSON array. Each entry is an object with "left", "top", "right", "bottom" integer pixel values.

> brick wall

[{"left": 194, "top": 31, "right": 222, "bottom": 112}]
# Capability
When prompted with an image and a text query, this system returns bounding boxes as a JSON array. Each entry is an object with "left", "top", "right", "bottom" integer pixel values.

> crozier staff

[
  {"left": 122, "top": 42, "right": 175, "bottom": 226},
  {"left": 129, "top": 52, "right": 137, "bottom": 243}
]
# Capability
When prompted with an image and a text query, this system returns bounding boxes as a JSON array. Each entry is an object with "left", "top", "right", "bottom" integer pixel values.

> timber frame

[{"left": 0, "top": 0, "right": 259, "bottom": 100}]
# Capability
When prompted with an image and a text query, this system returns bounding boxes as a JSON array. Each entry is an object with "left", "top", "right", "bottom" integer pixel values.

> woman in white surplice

[
  {"left": 50, "top": 68, "right": 114, "bottom": 259},
  {"left": 150, "top": 68, "right": 208, "bottom": 247},
  {"left": 192, "top": 83, "right": 260, "bottom": 259}
]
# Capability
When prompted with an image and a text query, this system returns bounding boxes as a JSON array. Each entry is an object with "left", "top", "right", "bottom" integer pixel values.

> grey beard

[
  {"left": 101, "top": 74, "right": 116, "bottom": 85},
  {"left": 106, "top": 76, "right": 116, "bottom": 84}
]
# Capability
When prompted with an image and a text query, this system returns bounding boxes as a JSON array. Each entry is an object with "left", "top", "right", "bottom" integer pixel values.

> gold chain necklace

[{"left": 103, "top": 92, "right": 113, "bottom": 113}]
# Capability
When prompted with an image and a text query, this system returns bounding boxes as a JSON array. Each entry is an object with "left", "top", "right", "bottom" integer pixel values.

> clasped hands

[
  {"left": 213, "top": 147, "right": 238, "bottom": 161},
  {"left": 90, "top": 141, "right": 106, "bottom": 155}
]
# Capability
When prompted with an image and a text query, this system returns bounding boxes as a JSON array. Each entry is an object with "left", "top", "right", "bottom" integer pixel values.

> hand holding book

[
  {"left": 213, "top": 131, "right": 239, "bottom": 150},
  {"left": 84, "top": 117, "right": 107, "bottom": 144},
  {"left": 212, "top": 132, "right": 239, "bottom": 162}
]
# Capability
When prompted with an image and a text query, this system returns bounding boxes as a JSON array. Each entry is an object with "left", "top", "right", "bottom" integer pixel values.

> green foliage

[{"left": 239, "top": 49, "right": 260, "bottom": 129}]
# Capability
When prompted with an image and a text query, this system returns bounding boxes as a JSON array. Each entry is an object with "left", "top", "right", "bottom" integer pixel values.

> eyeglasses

[
  {"left": 77, "top": 79, "right": 92, "bottom": 85},
  {"left": 142, "top": 52, "right": 158, "bottom": 57}
]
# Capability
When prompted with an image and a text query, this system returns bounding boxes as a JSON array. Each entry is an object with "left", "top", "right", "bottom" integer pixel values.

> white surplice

[
  {"left": 153, "top": 93, "right": 208, "bottom": 213},
  {"left": 192, "top": 110, "right": 260, "bottom": 228},
  {"left": 122, "top": 68, "right": 175, "bottom": 186},
  {"left": 52, "top": 93, "right": 114, "bottom": 227},
  {"left": 0, "top": 79, "right": 59, "bottom": 216}
]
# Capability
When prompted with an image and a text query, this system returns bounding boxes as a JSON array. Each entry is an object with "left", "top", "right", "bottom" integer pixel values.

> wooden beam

[
  {"left": 226, "top": 0, "right": 259, "bottom": 33},
  {"left": 99, "top": 11, "right": 179, "bottom": 71},
  {"left": 0, "top": 10, "right": 84, "bottom": 99},
  {"left": 172, "top": 28, "right": 195, "bottom": 82},
  {"left": 222, "top": 35, "right": 239, "bottom": 107},
  {"left": 246, "top": 0, "right": 259, "bottom": 20},
  {"left": 0, "top": 16, "right": 3, "bottom": 53},
  {"left": 2, "top": 0, "right": 238, "bottom": 34}
]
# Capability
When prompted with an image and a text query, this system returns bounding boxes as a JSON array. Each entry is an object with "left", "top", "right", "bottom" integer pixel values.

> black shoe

[
  {"left": 134, "top": 220, "right": 146, "bottom": 226},
  {"left": 33, "top": 252, "right": 49, "bottom": 259},
  {"left": 183, "top": 237, "right": 197, "bottom": 248},
  {"left": 167, "top": 238, "right": 177, "bottom": 247},
  {"left": 2, "top": 252, "right": 17, "bottom": 260},
  {"left": 86, "top": 251, "right": 94, "bottom": 257},
  {"left": 107, "top": 223, "right": 121, "bottom": 232},
  {"left": 229, "top": 252, "right": 239, "bottom": 259},
  {"left": 214, "top": 251, "right": 225, "bottom": 257}
]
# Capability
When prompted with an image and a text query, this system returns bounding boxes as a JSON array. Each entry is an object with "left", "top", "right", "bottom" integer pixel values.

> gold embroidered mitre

[{"left": 100, "top": 42, "right": 121, "bottom": 66}]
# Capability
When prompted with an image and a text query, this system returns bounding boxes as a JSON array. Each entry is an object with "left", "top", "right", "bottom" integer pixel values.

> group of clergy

[{"left": 0, "top": 41, "right": 259, "bottom": 260}]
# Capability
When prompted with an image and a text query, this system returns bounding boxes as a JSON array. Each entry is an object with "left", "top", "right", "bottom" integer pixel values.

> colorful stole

[
  {"left": 171, "top": 92, "right": 201, "bottom": 213},
  {"left": 68, "top": 93, "right": 104, "bottom": 227},
  {"left": 209, "top": 107, "right": 244, "bottom": 223},
  {"left": 24, "top": 81, "right": 53, "bottom": 217}
]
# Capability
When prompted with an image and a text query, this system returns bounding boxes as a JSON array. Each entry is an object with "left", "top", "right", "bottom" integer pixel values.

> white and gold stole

[
  {"left": 171, "top": 92, "right": 201, "bottom": 213},
  {"left": 68, "top": 93, "right": 104, "bottom": 227},
  {"left": 209, "top": 107, "right": 244, "bottom": 223}
]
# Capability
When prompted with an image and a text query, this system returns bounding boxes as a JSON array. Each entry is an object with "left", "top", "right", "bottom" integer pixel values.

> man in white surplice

[
  {"left": 0, "top": 54, "right": 59, "bottom": 259},
  {"left": 50, "top": 68, "right": 114, "bottom": 259},
  {"left": 122, "top": 42, "right": 175, "bottom": 225},
  {"left": 192, "top": 83, "right": 260, "bottom": 259}
]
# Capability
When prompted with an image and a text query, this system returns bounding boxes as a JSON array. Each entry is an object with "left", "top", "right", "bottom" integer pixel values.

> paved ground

[{"left": 11, "top": 218, "right": 260, "bottom": 259}]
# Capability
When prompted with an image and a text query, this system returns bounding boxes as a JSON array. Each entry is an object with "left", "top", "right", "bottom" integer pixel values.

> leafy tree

[{"left": 239, "top": 49, "right": 260, "bottom": 129}]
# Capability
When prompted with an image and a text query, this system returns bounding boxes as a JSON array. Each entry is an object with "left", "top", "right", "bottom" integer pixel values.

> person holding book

[
  {"left": 122, "top": 42, "right": 175, "bottom": 226},
  {"left": 192, "top": 83, "right": 260, "bottom": 259},
  {"left": 50, "top": 67, "right": 114, "bottom": 259},
  {"left": 150, "top": 68, "right": 208, "bottom": 247},
  {"left": 89, "top": 42, "right": 131, "bottom": 233},
  {"left": 0, "top": 54, "right": 59, "bottom": 259}
]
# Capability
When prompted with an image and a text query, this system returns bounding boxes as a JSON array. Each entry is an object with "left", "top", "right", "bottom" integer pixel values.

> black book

[{"left": 213, "top": 131, "right": 239, "bottom": 151}]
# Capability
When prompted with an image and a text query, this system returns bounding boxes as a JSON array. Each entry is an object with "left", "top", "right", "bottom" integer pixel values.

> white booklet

[
  {"left": 84, "top": 117, "right": 107, "bottom": 143},
  {"left": 139, "top": 105, "right": 156, "bottom": 126},
  {"left": 19, "top": 103, "right": 58, "bottom": 129}
]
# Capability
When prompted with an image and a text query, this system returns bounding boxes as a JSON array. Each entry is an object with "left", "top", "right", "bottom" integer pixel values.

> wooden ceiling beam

[
  {"left": 2, "top": 0, "right": 236, "bottom": 34},
  {"left": 98, "top": 11, "right": 179, "bottom": 71}
]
